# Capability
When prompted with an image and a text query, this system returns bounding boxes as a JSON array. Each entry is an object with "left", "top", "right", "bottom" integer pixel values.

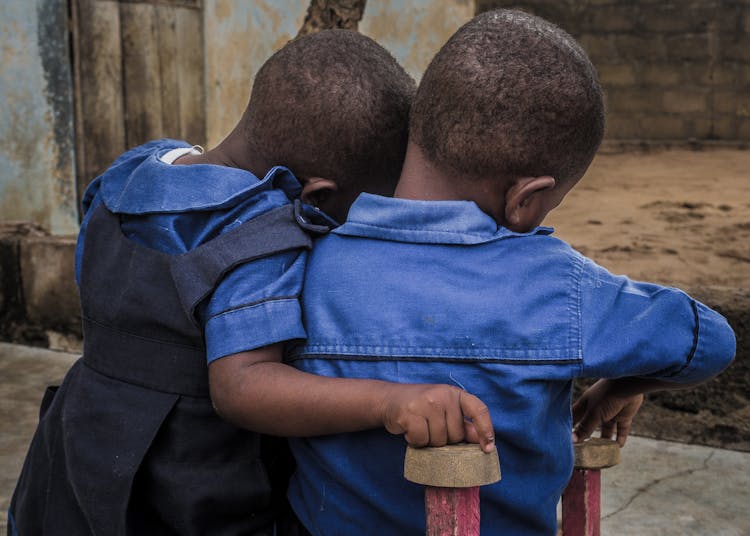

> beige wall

[
  {"left": 203, "top": 0, "right": 476, "bottom": 147},
  {"left": 360, "top": 0, "right": 474, "bottom": 81},
  {"left": 478, "top": 0, "right": 750, "bottom": 142},
  {"left": 204, "top": 0, "right": 308, "bottom": 147}
]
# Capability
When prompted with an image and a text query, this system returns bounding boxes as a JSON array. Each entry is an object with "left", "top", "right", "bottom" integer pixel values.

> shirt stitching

[
  {"left": 341, "top": 221, "right": 497, "bottom": 237},
  {"left": 208, "top": 296, "right": 299, "bottom": 320},
  {"left": 288, "top": 353, "right": 582, "bottom": 365},
  {"left": 664, "top": 299, "right": 700, "bottom": 378},
  {"left": 339, "top": 221, "right": 553, "bottom": 240},
  {"left": 301, "top": 343, "right": 577, "bottom": 351},
  {"left": 572, "top": 254, "right": 585, "bottom": 374}
]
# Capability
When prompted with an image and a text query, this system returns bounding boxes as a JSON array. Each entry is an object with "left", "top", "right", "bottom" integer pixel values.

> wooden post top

[
  {"left": 573, "top": 438, "right": 621, "bottom": 470},
  {"left": 404, "top": 443, "right": 501, "bottom": 488}
]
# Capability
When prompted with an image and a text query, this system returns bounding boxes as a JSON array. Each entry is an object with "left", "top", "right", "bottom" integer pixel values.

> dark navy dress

[{"left": 9, "top": 140, "right": 324, "bottom": 536}]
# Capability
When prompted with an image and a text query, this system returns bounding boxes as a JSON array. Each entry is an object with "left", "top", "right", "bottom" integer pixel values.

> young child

[
  {"left": 8, "top": 30, "right": 494, "bottom": 536},
  {"left": 286, "top": 11, "right": 736, "bottom": 535}
]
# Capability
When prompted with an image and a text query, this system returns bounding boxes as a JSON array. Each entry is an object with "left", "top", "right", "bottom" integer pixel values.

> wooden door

[{"left": 71, "top": 0, "right": 206, "bottom": 206}]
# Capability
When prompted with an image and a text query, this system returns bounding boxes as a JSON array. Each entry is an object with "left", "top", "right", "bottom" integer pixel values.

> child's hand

[
  {"left": 572, "top": 379, "right": 644, "bottom": 446},
  {"left": 380, "top": 384, "right": 495, "bottom": 452}
]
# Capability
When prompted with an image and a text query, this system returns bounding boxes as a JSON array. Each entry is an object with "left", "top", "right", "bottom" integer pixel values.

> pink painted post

[
  {"left": 404, "top": 443, "right": 501, "bottom": 536},
  {"left": 424, "top": 486, "right": 480, "bottom": 536},
  {"left": 562, "top": 468, "right": 601, "bottom": 536},
  {"left": 561, "top": 438, "right": 620, "bottom": 536}
]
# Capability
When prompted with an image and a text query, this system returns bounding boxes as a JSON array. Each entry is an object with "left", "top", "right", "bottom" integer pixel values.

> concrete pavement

[
  {"left": 598, "top": 436, "right": 750, "bottom": 535},
  {"left": 2, "top": 342, "right": 749, "bottom": 535},
  {"left": 1, "top": 342, "right": 78, "bottom": 533}
]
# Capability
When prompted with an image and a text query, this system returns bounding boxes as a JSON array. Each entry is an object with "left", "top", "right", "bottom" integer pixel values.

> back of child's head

[
  {"left": 410, "top": 9, "right": 604, "bottom": 184},
  {"left": 243, "top": 30, "right": 415, "bottom": 196}
]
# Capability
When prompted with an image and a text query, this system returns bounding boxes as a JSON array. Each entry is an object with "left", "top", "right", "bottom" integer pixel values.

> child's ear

[
  {"left": 504, "top": 176, "right": 556, "bottom": 232},
  {"left": 301, "top": 177, "right": 338, "bottom": 208}
]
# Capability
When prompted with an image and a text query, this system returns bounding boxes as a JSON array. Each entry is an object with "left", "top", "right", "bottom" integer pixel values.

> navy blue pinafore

[{"left": 9, "top": 202, "right": 312, "bottom": 535}]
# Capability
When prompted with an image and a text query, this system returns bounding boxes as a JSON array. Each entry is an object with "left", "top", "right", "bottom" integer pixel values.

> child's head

[
  {"left": 408, "top": 10, "right": 604, "bottom": 230},
  {"left": 242, "top": 30, "right": 415, "bottom": 222}
]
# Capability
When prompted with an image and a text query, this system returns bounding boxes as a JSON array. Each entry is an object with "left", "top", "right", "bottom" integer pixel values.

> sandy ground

[
  {"left": 549, "top": 147, "right": 750, "bottom": 452},
  {"left": 547, "top": 147, "right": 750, "bottom": 290}
]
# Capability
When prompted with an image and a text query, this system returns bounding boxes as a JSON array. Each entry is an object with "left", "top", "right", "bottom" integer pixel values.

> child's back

[
  {"left": 289, "top": 195, "right": 734, "bottom": 534},
  {"left": 9, "top": 30, "right": 425, "bottom": 536},
  {"left": 288, "top": 11, "right": 736, "bottom": 535}
]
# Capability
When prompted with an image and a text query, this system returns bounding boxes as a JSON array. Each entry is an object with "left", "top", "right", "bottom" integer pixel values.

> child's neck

[
  {"left": 394, "top": 142, "right": 507, "bottom": 222},
  {"left": 174, "top": 123, "right": 267, "bottom": 178}
]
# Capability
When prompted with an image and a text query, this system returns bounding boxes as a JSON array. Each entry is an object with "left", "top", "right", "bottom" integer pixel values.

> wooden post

[
  {"left": 404, "top": 443, "right": 501, "bottom": 536},
  {"left": 297, "top": 0, "right": 368, "bottom": 37},
  {"left": 561, "top": 438, "right": 620, "bottom": 536}
]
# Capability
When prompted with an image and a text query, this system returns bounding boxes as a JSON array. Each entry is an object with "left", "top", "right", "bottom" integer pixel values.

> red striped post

[
  {"left": 561, "top": 438, "right": 620, "bottom": 536},
  {"left": 404, "top": 443, "right": 501, "bottom": 536}
]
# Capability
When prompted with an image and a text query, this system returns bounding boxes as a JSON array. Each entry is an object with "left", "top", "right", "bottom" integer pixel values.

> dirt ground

[{"left": 549, "top": 147, "right": 750, "bottom": 452}]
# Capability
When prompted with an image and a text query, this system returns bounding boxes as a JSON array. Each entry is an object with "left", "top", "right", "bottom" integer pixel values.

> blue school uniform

[
  {"left": 9, "top": 139, "right": 324, "bottom": 536},
  {"left": 287, "top": 193, "right": 736, "bottom": 536}
]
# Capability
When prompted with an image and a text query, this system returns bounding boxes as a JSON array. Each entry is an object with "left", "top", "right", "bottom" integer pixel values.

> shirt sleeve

[
  {"left": 579, "top": 258, "right": 735, "bottom": 382},
  {"left": 202, "top": 248, "right": 308, "bottom": 363}
]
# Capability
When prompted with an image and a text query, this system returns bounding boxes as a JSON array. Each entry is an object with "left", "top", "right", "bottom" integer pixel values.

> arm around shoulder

[{"left": 208, "top": 345, "right": 495, "bottom": 452}]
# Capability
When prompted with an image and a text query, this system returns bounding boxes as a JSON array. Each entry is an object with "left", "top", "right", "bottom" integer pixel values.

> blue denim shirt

[
  {"left": 287, "top": 193, "right": 736, "bottom": 536},
  {"left": 76, "top": 139, "right": 308, "bottom": 362}
]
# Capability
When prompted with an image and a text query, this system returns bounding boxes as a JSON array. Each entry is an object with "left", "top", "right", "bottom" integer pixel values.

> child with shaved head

[
  {"left": 287, "top": 11, "right": 735, "bottom": 535},
  {"left": 9, "top": 30, "right": 494, "bottom": 536}
]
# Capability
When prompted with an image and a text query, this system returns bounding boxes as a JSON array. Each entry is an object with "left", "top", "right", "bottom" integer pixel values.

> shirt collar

[
  {"left": 333, "top": 193, "right": 553, "bottom": 245},
  {"left": 95, "top": 139, "right": 302, "bottom": 214}
]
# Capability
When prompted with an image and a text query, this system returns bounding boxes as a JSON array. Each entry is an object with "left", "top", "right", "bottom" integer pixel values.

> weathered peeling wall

[
  {"left": 0, "top": 0, "right": 77, "bottom": 235},
  {"left": 204, "top": 0, "right": 309, "bottom": 147},
  {"left": 359, "top": 0, "right": 475, "bottom": 81},
  {"left": 204, "top": 0, "right": 476, "bottom": 147}
]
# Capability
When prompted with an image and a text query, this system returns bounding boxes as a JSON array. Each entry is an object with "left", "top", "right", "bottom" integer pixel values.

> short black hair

[
  {"left": 410, "top": 9, "right": 604, "bottom": 183},
  {"left": 243, "top": 30, "right": 415, "bottom": 195}
]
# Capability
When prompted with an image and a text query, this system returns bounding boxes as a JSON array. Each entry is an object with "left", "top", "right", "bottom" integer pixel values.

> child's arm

[
  {"left": 209, "top": 343, "right": 496, "bottom": 452},
  {"left": 572, "top": 377, "right": 713, "bottom": 446},
  {"left": 574, "top": 260, "right": 736, "bottom": 446}
]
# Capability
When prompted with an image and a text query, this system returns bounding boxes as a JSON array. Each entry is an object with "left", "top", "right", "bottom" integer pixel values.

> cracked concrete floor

[
  {"left": 600, "top": 436, "right": 750, "bottom": 535},
  {"left": 2, "top": 342, "right": 750, "bottom": 535}
]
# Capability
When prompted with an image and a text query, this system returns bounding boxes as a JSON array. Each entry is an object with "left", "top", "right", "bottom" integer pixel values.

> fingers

[
  {"left": 459, "top": 391, "right": 495, "bottom": 452},
  {"left": 445, "top": 401, "right": 467, "bottom": 445},
  {"left": 426, "top": 410, "right": 449, "bottom": 447},
  {"left": 615, "top": 419, "right": 632, "bottom": 446},
  {"left": 403, "top": 416, "right": 430, "bottom": 447},
  {"left": 398, "top": 387, "right": 454, "bottom": 448},
  {"left": 417, "top": 387, "right": 464, "bottom": 448},
  {"left": 572, "top": 408, "right": 599, "bottom": 444},
  {"left": 600, "top": 419, "right": 616, "bottom": 440},
  {"left": 388, "top": 385, "right": 494, "bottom": 453},
  {"left": 571, "top": 396, "right": 588, "bottom": 425}
]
